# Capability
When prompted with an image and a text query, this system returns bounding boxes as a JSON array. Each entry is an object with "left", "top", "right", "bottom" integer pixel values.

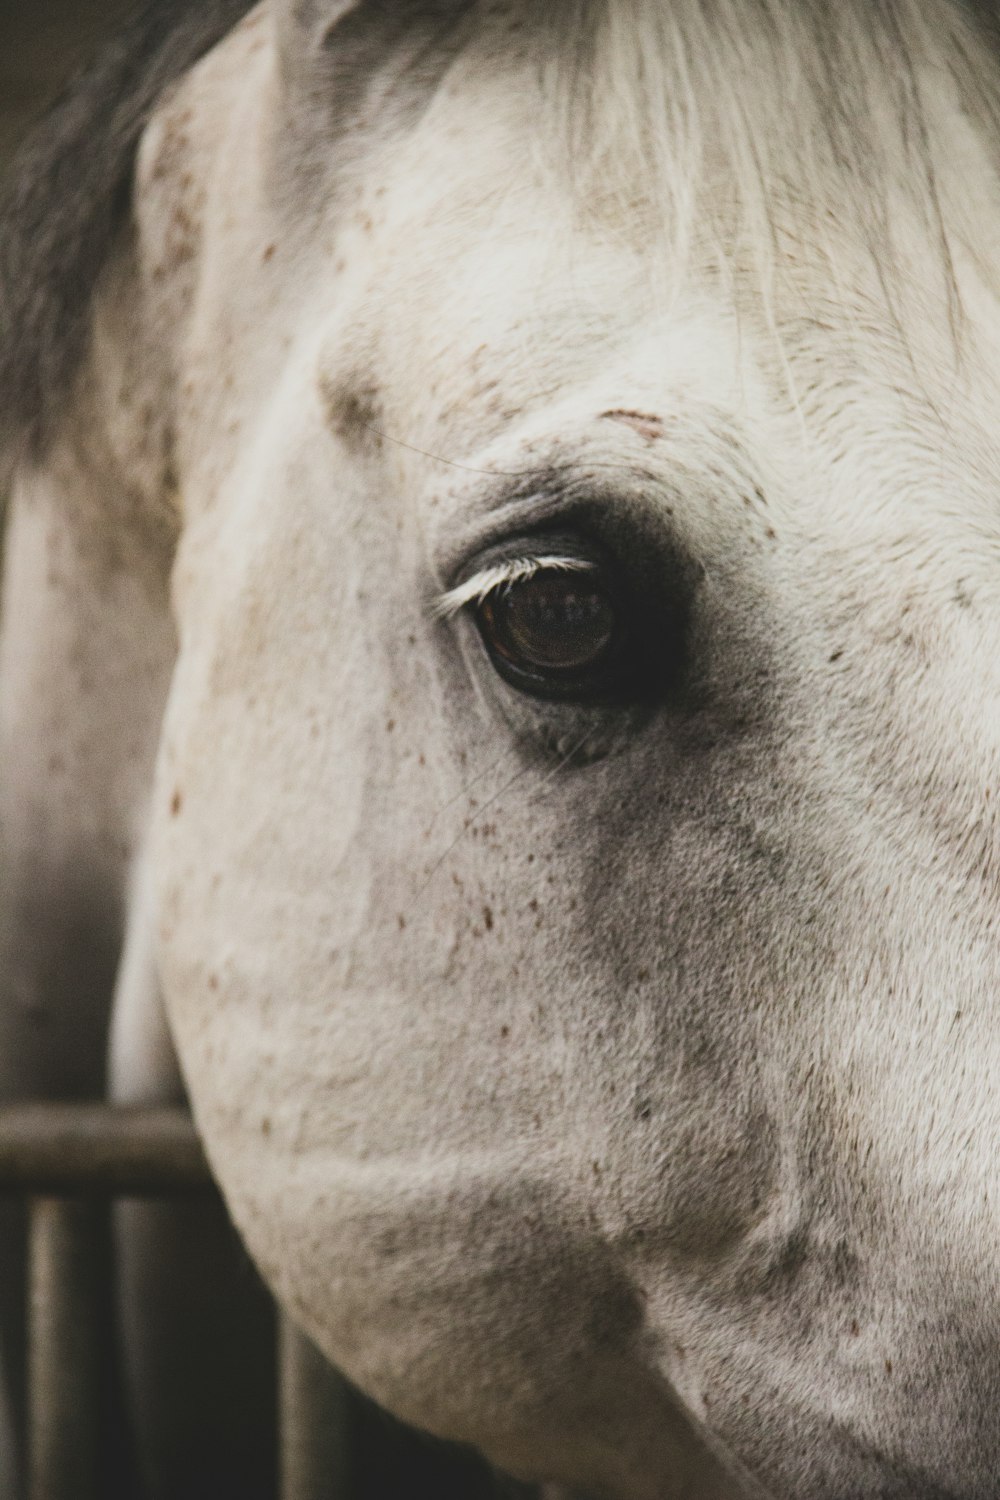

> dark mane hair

[{"left": 0, "top": 0, "right": 256, "bottom": 460}]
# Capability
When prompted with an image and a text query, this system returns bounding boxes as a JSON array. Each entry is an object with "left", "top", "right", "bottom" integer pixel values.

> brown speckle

[
  {"left": 483, "top": 905, "right": 494, "bottom": 931},
  {"left": 170, "top": 788, "right": 183, "bottom": 816},
  {"left": 262, "top": 242, "right": 276, "bottom": 263},
  {"left": 320, "top": 375, "right": 382, "bottom": 448},
  {"left": 207, "top": 973, "right": 219, "bottom": 992}
]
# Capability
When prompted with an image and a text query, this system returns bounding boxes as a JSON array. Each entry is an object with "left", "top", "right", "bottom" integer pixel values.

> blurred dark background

[{"left": 0, "top": 0, "right": 135, "bottom": 162}]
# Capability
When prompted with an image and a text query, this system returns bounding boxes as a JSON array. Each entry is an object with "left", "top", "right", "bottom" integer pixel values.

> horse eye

[{"left": 476, "top": 571, "right": 621, "bottom": 697}]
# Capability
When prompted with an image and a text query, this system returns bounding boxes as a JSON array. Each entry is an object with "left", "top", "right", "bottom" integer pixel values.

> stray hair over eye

[
  {"left": 434, "top": 554, "right": 596, "bottom": 618},
  {"left": 437, "top": 551, "right": 642, "bottom": 703}
]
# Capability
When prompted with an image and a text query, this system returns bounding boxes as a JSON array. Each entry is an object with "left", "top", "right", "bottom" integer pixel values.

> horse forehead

[{"left": 315, "top": 168, "right": 981, "bottom": 483}]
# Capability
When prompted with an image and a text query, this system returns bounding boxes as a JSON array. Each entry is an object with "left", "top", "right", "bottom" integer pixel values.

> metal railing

[{"left": 0, "top": 1102, "right": 348, "bottom": 1500}]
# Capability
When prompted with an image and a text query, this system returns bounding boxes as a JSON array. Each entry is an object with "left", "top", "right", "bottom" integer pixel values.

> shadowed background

[{"left": 0, "top": 1, "right": 136, "bottom": 162}]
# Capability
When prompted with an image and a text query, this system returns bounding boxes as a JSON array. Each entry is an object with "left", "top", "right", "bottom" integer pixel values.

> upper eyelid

[{"left": 432, "top": 555, "right": 598, "bottom": 620}]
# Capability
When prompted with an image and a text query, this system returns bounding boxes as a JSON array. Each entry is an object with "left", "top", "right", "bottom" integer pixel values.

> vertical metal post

[
  {"left": 27, "top": 1196, "right": 101, "bottom": 1500},
  {"left": 279, "top": 1313, "right": 352, "bottom": 1500}
]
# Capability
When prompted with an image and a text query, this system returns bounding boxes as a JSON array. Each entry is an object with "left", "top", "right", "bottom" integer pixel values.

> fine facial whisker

[
  {"left": 357, "top": 420, "right": 646, "bottom": 481},
  {"left": 413, "top": 754, "right": 541, "bottom": 905},
  {"left": 424, "top": 750, "right": 511, "bottom": 837},
  {"left": 411, "top": 731, "right": 595, "bottom": 910}
]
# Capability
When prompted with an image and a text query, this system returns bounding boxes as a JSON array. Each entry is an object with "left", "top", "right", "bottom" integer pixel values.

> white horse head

[{"left": 5, "top": 1, "right": 1000, "bottom": 1495}]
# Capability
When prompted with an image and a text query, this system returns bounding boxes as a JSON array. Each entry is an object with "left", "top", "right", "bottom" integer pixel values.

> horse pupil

[{"left": 500, "top": 574, "right": 616, "bottom": 670}]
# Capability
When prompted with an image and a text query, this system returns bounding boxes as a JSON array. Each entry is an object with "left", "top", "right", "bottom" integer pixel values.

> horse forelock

[
  {"left": 532, "top": 1, "right": 1000, "bottom": 348},
  {"left": 5, "top": 0, "right": 1000, "bottom": 480}
]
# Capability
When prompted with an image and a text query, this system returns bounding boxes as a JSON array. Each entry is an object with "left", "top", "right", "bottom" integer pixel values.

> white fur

[{"left": 7, "top": 2, "right": 1000, "bottom": 1497}]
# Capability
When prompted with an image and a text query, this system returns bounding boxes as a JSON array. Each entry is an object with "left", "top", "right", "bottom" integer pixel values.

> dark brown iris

[{"left": 480, "top": 572, "right": 617, "bottom": 673}]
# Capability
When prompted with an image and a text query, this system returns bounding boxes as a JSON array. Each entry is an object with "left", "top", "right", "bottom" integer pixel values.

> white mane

[{"left": 531, "top": 0, "right": 1000, "bottom": 363}]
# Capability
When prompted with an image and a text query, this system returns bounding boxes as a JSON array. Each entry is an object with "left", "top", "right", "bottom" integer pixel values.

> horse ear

[
  {"left": 280, "top": 0, "right": 469, "bottom": 40},
  {"left": 278, "top": 0, "right": 365, "bottom": 48},
  {"left": 277, "top": 0, "right": 472, "bottom": 124}
]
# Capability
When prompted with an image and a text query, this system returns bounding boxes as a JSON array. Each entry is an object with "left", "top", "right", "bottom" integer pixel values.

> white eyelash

[{"left": 433, "top": 555, "right": 598, "bottom": 620}]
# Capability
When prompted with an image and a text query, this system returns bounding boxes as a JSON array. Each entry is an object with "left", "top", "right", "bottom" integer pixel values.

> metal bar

[
  {"left": 0, "top": 1104, "right": 216, "bottom": 1196},
  {"left": 27, "top": 1196, "right": 101, "bottom": 1500},
  {"left": 279, "top": 1314, "right": 352, "bottom": 1500}
]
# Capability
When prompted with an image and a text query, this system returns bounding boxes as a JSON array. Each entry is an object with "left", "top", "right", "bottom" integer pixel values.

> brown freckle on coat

[
  {"left": 262, "top": 243, "right": 276, "bottom": 263},
  {"left": 849, "top": 1318, "right": 860, "bottom": 1336},
  {"left": 500, "top": 1024, "right": 510, "bottom": 1039},
  {"left": 397, "top": 914, "right": 406, "bottom": 931},
  {"left": 636, "top": 966, "right": 650, "bottom": 983},
  {"left": 386, "top": 718, "right": 395, "bottom": 732},
  {"left": 483, "top": 905, "right": 493, "bottom": 931},
  {"left": 320, "top": 374, "right": 383, "bottom": 448},
  {"left": 260, "top": 1117, "right": 272, "bottom": 1137},
  {"left": 884, "top": 1358, "right": 893, "bottom": 1374},
  {"left": 207, "top": 974, "right": 219, "bottom": 992},
  {"left": 170, "top": 788, "right": 183, "bottom": 816},
  {"left": 601, "top": 409, "right": 665, "bottom": 442}
]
